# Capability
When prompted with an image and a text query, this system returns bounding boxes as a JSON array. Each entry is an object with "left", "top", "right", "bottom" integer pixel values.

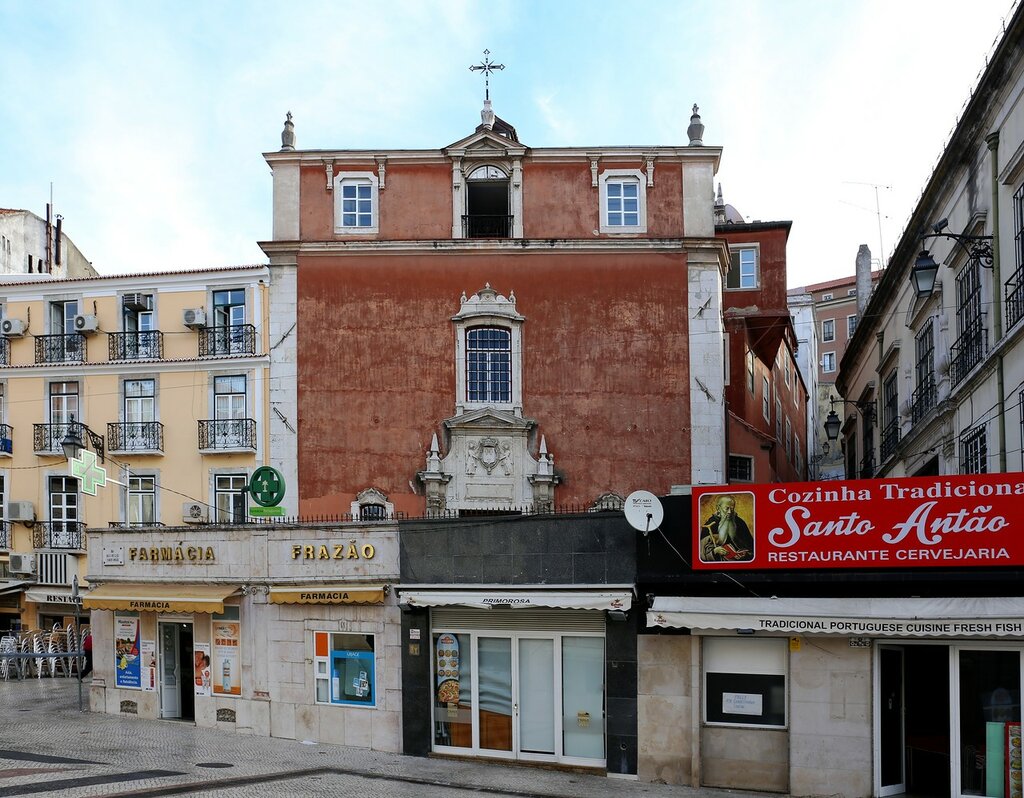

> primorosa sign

[{"left": 692, "top": 473, "right": 1024, "bottom": 569}]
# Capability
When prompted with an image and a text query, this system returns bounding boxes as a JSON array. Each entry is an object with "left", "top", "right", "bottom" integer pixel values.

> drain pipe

[{"left": 987, "top": 132, "right": 1007, "bottom": 473}]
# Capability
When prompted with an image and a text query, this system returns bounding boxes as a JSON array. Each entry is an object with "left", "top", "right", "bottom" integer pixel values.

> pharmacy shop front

[{"left": 650, "top": 595, "right": 1024, "bottom": 798}]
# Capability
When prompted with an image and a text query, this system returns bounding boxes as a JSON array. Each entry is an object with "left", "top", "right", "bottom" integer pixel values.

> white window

[
  {"left": 599, "top": 170, "right": 646, "bottom": 233},
  {"left": 727, "top": 247, "right": 758, "bottom": 289},
  {"left": 704, "top": 637, "right": 787, "bottom": 728},
  {"left": 822, "top": 352, "right": 836, "bottom": 373},
  {"left": 215, "top": 473, "right": 247, "bottom": 523},
  {"left": 822, "top": 319, "right": 835, "bottom": 343},
  {"left": 821, "top": 293, "right": 833, "bottom": 301},
  {"left": 127, "top": 475, "right": 157, "bottom": 525},
  {"left": 333, "top": 172, "right": 379, "bottom": 235},
  {"left": 847, "top": 315, "right": 858, "bottom": 336},
  {"left": 313, "top": 631, "right": 376, "bottom": 707},
  {"left": 848, "top": 288, "right": 857, "bottom": 296},
  {"left": 762, "top": 376, "right": 770, "bottom": 421},
  {"left": 452, "top": 285, "right": 524, "bottom": 412}
]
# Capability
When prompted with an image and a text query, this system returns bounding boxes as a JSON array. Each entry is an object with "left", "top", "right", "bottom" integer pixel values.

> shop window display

[{"left": 313, "top": 632, "right": 375, "bottom": 707}]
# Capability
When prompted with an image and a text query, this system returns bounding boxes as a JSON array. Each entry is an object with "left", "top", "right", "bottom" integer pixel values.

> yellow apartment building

[{"left": 0, "top": 266, "right": 275, "bottom": 632}]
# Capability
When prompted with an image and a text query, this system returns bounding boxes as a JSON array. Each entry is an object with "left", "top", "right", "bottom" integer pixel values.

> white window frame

[
  {"left": 727, "top": 245, "right": 759, "bottom": 290},
  {"left": 333, "top": 172, "right": 379, "bottom": 235},
  {"left": 703, "top": 636, "right": 788, "bottom": 729},
  {"left": 821, "top": 293, "right": 833, "bottom": 301},
  {"left": 847, "top": 315, "right": 858, "bottom": 336},
  {"left": 452, "top": 286, "right": 524, "bottom": 414},
  {"left": 598, "top": 169, "right": 647, "bottom": 234},
  {"left": 822, "top": 318, "right": 836, "bottom": 343},
  {"left": 728, "top": 454, "right": 754, "bottom": 483},
  {"left": 822, "top": 352, "right": 836, "bottom": 373},
  {"left": 313, "top": 630, "right": 378, "bottom": 708},
  {"left": 126, "top": 474, "right": 158, "bottom": 526},
  {"left": 762, "top": 376, "right": 770, "bottom": 421},
  {"left": 213, "top": 472, "right": 247, "bottom": 523}
]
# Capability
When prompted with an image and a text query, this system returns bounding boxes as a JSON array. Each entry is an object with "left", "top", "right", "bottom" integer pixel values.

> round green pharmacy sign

[{"left": 249, "top": 466, "right": 286, "bottom": 507}]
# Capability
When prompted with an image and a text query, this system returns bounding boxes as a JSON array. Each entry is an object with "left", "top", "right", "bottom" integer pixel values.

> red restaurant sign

[{"left": 692, "top": 473, "right": 1024, "bottom": 569}]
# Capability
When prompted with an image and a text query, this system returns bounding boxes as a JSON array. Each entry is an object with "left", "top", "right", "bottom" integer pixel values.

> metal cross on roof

[{"left": 469, "top": 49, "right": 504, "bottom": 101}]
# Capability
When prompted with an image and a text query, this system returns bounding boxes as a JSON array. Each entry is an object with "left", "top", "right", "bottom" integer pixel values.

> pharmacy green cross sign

[
  {"left": 70, "top": 450, "right": 107, "bottom": 496},
  {"left": 247, "top": 466, "right": 287, "bottom": 517}
]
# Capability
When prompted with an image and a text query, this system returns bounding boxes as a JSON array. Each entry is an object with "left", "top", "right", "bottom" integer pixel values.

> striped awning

[
  {"left": 268, "top": 585, "right": 386, "bottom": 605},
  {"left": 82, "top": 584, "right": 238, "bottom": 614}
]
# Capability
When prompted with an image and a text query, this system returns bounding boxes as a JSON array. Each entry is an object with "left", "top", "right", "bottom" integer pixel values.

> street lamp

[
  {"left": 823, "top": 395, "right": 876, "bottom": 443},
  {"left": 60, "top": 414, "right": 105, "bottom": 463},
  {"left": 910, "top": 217, "right": 993, "bottom": 298}
]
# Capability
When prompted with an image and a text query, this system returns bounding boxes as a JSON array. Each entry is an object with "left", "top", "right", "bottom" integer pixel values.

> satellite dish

[{"left": 624, "top": 490, "right": 664, "bottom": 535}]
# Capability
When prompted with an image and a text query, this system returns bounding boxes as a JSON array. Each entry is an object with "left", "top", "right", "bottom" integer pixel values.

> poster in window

[
  {"left": 212, "top": 620, "right": 240, "bottom": 696},
  {"left": 435, "top": 632, "right": 460, "bottom": 704},
  {"left": 114, "top": 615, "right": 141, "bottom": 689},
  {"left": 194, "top": 642, "right": 211, "bottom": 697},
  {"left": 140, "top": 639, "right": 156, "bottom": 692}
]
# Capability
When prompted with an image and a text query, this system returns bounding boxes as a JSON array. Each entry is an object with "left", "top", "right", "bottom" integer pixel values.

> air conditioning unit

[
  {"left": 122, "top": 293, "right": 151, "bottom": 311},
  {"left": 9, "top": 553, "right": 36, "bottom": 576},
  {"left": 8, "top": 501, "right": 35, "bottom": 523},
  {"left": 1, "top": 318, "right": 26, "bottom": 337},
  {"left": 182, "top": 502, "right": 209, "bottom": 524},
  {"left": 183, "top": 308, "right": 207, "bottom": 329},
  {"left": 74, "top": 314, "right": 99, "bottom": 334}
]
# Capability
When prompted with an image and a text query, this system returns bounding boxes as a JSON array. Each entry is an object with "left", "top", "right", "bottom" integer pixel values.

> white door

[
  {"left": 516, "top": 638, "right": 556, "bottom": 760},
  {"left": 159, "top": 623, "right": 180, "bottom": 719}
]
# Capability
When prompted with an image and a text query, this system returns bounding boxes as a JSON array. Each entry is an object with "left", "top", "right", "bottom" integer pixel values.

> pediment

[
  {"left": 444, "top": 407, "right": 535, "bottom": 433},
  {"left": 444, "top": 128, "right": 527, "bottom": 157}
]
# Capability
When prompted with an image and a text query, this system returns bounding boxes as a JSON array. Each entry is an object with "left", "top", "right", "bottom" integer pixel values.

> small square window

[
  {"left": 727, "top": 247, "right": 758, "bottom": 289},
  {"left": 821, "top": 293, "right": 833, "bottom": 301},
  {"left": 599, "top": 170, "right": 647, "bottom": 233},
  {"left": 728, "top": 455, "right": 753, "bottom": 482},
  {"left": 334, "top": 173, "right": 379, "bottom": 235},
  {"left": 822, "top": 352, "right": 836, "bottom": 373}
]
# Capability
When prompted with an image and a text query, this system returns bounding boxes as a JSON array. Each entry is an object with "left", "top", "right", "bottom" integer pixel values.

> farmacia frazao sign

[{"left": 692, "top": 473, "right": 1024, "bottom": 569}]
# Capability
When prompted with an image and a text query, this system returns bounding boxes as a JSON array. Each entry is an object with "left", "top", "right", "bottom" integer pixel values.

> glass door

[
  {"left": 562, "top": 637, "right": 605, "bottom": 760},
  {"left": 517, "top": 638, "right": 556, "bottom": 759},
  {"left": 478, "top": 637, "right": 513, "bottom": 754},
  {"left": 159, "top": 622, "right": 180, "bottom": 719},
  {"left": 956, "top": 649, "right": 1021, "bottom": 798}
]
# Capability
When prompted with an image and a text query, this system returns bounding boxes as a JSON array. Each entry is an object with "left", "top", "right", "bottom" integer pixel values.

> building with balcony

[{"left": 0, "top": 265, "right": 272, "bottom": 634}]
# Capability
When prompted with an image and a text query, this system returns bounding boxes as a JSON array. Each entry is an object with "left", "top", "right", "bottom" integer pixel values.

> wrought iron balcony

[
  {"left": 0, "top": 423, "right": 12, "bottom": 456},
  {"left": 32, "top": 521, "right": 86, "bottom": 551},
  {"left": 0, "top": 521, "right": 10, "bottom": 550},
  {"left": 950, "top": 320, "right": 987, "bottom": 388},
  {"left": 35, "top": 333, "right": 86, "bottom": 364},
  {"left": 1007, "top": 267, "right": 1024, "bottom": 330},
  {"left": 34, "top": 421, "right": 82, "bottom": 455},
  {"left": 199, "top": 324, "right": 257, "bottom": 357},
  {"left": 0, "top": 336, "right": 9, "bottom": 367},
  {"left": 462, "top": 214, "right": 513, "bottom": 239},
  {"left": 910, "top": 377, "right": 936, "bottom": 425},
  {"left": 198, "top": 418, "right": 257, "bottom": 450},
  {"left": 107, "top": 421, "right": 164, "bottom": 453},
  {"left": 109, "top": 330, "right": 164, "bottom": 361},
  {"left": 880, "top": 419, "right": 901, "bottom": 461}
]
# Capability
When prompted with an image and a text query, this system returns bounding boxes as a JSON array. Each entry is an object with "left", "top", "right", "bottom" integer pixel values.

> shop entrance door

[
  {"left": 159, "top": 621, "right": 194, "bottom": 721},
  {"left": 879, "top": 646, "right": 906, "bottom": 796}
]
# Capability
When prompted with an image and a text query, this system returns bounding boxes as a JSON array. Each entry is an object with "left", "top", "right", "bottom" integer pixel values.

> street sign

[{"left": 69, "top": 450, "right": 107, "bottom": 496}]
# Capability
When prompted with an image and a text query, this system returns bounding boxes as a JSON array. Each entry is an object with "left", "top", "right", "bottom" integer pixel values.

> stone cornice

[{"left": 260, "top": 237, "right": 727, "bottom": 257}]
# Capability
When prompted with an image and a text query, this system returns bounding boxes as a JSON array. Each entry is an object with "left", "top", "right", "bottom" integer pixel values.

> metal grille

[
  {"left": 32, "top": 523, "right": 86, "bottom": 552},
  {"left": 199, "top": 324, "right": 257, "bottom": 357},
  {"left": 108, "top": 421, "right": 164, "bottom": 452},
  {"left": 950, "top": 318, "right": 987, "bottom": 387},
  {"left": 880, "top": 372, "right": 900, "bottom": 460},
  {"left": 198, "top": 418, "right": 257, "bottom": 450},
  {"left": 728, "top": 455, "right": 753, "bottom": 482},
  {"left": 36, "top": 552, "right": 71, "bottom": 585},
  {"left": 33, "top": 421, "right": 79, "bottom": 454},
  {"left": 912, "top": 322, "right": 936, "bottom": 423},
  {"left": 0, "top": 337, "right": 9, "bottom": 367},
  {"left": 462, "top": 215, "right": 513, "bottom": 238},
  {"left": 0, "top": 522, "right": 9, "bottom": 550},
  {"left": 467, "top": 328, "right": 511, "bottom": 402},
  {"left": 960, "top": 425, "right": 988, "bottom": 474},
  {"left": 108, "top": 330, "right": 163, "bottom": 360},
  {"left": 34, "top": 333, "right": 85, "bottom": 364}
]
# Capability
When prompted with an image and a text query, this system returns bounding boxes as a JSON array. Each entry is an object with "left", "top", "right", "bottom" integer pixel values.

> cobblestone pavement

[{"left": 0, "top": 679, "right": 771, "bottom": 798}]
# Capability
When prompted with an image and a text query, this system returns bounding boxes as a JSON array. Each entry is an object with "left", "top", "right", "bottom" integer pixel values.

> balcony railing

[
  {"left": 109, "top": 330, "right": 164, "bottom": 361},
  {"left": 107, "top": 421, "right": 164, "bottom": 453},
  {"left": 950, "top": 320, "right": 987, "bottom": 388},
  {"left": 0, "top": 337, "right": 9, "bottom": 366},
  {"left": 32, "top": 521, "right": 86, "bottom": 551},
  {"left": 910, "top": 376, "right": 937, "bottom": 425},
  {"left": 34, "top": 421, "right": 81, "bottom": 455},
  {"left": 1007, "top": 267, "right": 1024, "bottom": 330},
  {"left": 198, "top": 418, "right": 257, "bottom": 450},
  {"left": 880, "top": 419, "right": 901, "bottom": 461},
  {"left": 0, "top": 521, "right": 10, "bottom": 550},
  {"left": 35, "top": 333, "right": 86, "bottom": 364},
  {"left": 462, "top": 214, "right": 513, "bottom": 239},
  {"left": 0, "top": 423, "right": 12, "bottom": 456},
  {"left": 199, "top": 324, "right": 257, "bottom": 357}
]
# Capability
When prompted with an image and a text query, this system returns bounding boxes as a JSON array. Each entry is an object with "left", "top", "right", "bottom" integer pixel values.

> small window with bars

[
  {"left": 960, "top": 425, "right": 988, "bottom": 474},
  {"left": 466, "top": 327, "right": 511, "bottom": 403},
  {"left": 728, "top": 455, "right": 753, "bottom": 482}
]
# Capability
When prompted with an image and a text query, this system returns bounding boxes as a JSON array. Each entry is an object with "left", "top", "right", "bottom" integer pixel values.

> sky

[{"left": 0, "top": 0, "right": 1017, "bottom": 288}]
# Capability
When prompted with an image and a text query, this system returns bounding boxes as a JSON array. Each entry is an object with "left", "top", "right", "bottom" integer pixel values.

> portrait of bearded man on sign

[{"left": 699, "top": 493, "right": 755, "bottom": 562}]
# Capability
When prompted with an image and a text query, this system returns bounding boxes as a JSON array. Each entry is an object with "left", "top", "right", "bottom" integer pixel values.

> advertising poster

[
  {"left": 212, "top": 621, "right": 240, "bottom": 696},
  {"left": 114, "top": 615, "right": 141, "bottom": 689},
  {"left": 140, "top": 639, "right": 156, "bottom": 693},
  {"left": 193, "top": 642, "right": 211, "bottom": 697},
  {"left": 693, "top": 473, "right": 1024, "bottom": 570},
  {"left": 435, "top": 632, "right": 460, "bottom": 704}
]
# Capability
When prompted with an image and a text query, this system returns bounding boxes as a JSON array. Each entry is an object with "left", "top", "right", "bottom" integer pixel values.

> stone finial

[
  {"left": 481, "top": 98, "right": 495, "bottom": 129},
  {"left": 716, "top": 183, "right": 724, "bottom": 205},
  {"left": 426, "top": 433, "right": 442, "bottom": 472},
  {"left": 280, "top": 111, "right": 296, "bottom": 152},
  {"left": 687, "top": 103, "right": 704, "bottom": 147}
]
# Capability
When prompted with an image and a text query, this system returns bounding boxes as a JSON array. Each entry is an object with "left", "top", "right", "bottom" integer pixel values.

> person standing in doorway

[{"left": 81, "top": 629, "right": 93, "bottom": 677}]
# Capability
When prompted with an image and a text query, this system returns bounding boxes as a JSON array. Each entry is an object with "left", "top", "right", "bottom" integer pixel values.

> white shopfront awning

[
  {"left": 0, "top": 580, "right": 29, "bottom": 597},
  {"left": 648, "top": 596, "right": 1024, "bottom": 638},
  {"left": 399, "top": 585, "right": 633, "bottom": 612}
]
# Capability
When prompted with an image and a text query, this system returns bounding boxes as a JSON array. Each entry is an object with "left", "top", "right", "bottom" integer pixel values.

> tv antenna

[{"left": 842, "top": 181, "right": 891, "bottom": 267}]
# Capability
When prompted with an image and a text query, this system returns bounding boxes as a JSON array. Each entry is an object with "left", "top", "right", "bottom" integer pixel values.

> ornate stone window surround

[
  {"left": 351, "top": 487, "right": 394, "bottom": 521},
  {"left": 448, "top": 148, "right": 524, "bottom": 239},
  {"left": 598, "top": 168, "right": 647, "bottom": 234},
  {"left": 333, "top": 171, "right": 380, "bottom": 235},
  {"left": 452, "top": 285, "right": 525, "bottom": 417}
]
